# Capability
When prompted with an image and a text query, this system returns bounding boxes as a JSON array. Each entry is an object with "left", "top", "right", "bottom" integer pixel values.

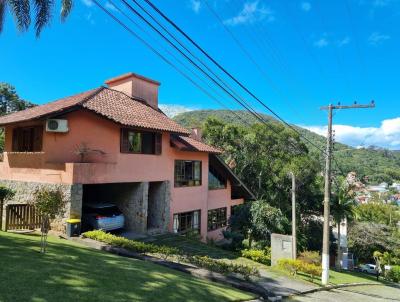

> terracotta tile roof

[
  {"left": 0, "top": 87, "right": 190, "bottom": 135},
  {"left": 83, "top": 88, "right": 189, "bottom": 134},
  {"left": 0, "top": 88, "right": 100, "bottom": 125},
  {"left": 172, "top": 135, "right": 222, "bottom": 154}
]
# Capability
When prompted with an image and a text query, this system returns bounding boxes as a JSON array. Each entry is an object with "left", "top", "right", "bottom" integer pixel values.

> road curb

[{"left": 287, "top": 282, "right": 383, "bottom": 297}]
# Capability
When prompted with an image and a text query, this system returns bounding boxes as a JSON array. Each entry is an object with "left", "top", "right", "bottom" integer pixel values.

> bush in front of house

[
  {"left": 82, "top": 230, "right": 179, "bottom": 257},
  {"left": 386, "top": 266, "right": 400, "bottom": 283},
  {"left": 241, "top": 248, "right": 271, "bottom": 265},
  {"left": 300, "top": 262, "right": 322, "bottom": 282},
  {"left": 298, "top": 250, "right": 321, "bottom": 266},
  {"left": 277, "top": 258, "right": 322, "bottom": 282},
  {"left": 0, "top": 185, "right": 15, "bottom": 203},
  {"left": 83, "top": 230, "right": 259, "bottom": 280},
  {"left": 277, "top": 259, "right": 303, "bottom": 276},
  {"left": 187, "top": 255, "right": 259, "bottom": 281}
]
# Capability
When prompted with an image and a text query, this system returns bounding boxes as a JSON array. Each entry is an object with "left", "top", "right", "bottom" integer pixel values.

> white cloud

[
  {"left": 368, "top": 32, "right": 390, "bottom": 45},
  {"left": 105, "top": 1, "right": 118, "bottom": 12},
  {"left": 301, "top": 2, "right": 311, "bottom": 12},
  {"left": 314, "top": 37, "right": 328, "bottom": 48},
  {"left": 224, "top": 1, "right": 275, "bottom": 26},
  {"left": 159, "top": 104, "right": 195, "bottom": 118},
  {"left": 302, "top": 117, "right": 400, "bottom": 149},
  {"left": 338, "top": 36, "right": 351, "bottom": 47},
  {"left": 81, "top": 0, "right": 93, "bottom": 7},
  {"left": 190, "top": 0, "right": 201, "bottom": 13}
]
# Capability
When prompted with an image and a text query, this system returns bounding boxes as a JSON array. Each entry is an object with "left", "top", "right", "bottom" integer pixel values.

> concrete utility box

[{"left": 271, "top": 233, "right": 293, "bottom": 266}]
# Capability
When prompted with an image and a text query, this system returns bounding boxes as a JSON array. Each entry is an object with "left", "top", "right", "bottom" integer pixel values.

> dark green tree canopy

[
  {"left": 0, "top": 83, "right": 35, "bottom": 114},
  {"left": 348, "top": 222, "right": 400, "bottom": 262},
  {"left": 202, "top": 117, "right": 323, "bottom": 217},
  {"left": 0, "top": 0, "right": 72, "bottom": 36}
]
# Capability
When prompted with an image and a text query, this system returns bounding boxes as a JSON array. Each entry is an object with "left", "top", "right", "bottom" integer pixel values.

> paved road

[
  {"left": 256, "top": 269, "right": 317, "bottom": 297},
  {"left": 286, "top": 285, "right": 400, "bottom": 302}
]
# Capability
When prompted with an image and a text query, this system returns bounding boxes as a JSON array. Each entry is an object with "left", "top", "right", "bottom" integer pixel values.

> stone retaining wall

[{"left": 0, "top": 180, "right": 82, "bottom": 232}]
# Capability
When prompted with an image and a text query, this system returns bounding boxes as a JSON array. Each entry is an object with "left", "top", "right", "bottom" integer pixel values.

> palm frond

[
  {"left": 60, "top": 0, "right": 72, "bottom": 22},
  {"left": 8, "top": 0, "right": 31, "bottom": 31},
  {"left": 34, "top": 0, "right": 54, "bottom": 37},
  {"left": 0, "top": 0, "right": 6, "bottom": 32}
]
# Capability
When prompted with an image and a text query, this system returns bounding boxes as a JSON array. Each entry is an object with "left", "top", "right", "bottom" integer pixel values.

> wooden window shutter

[
  {"left": 12, "top": 128, "right": 20, "bottom": 151},
  {"left": 155, "top": 133, "right": 162, "bottom": 155},
  {"left": 32, "top": 126, "right": 43, "bottom": 152},
  {"left": 120, "top": 128, "right": 129, "bottom": 153}
]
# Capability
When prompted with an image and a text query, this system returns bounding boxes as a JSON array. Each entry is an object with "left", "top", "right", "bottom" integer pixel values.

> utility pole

[
  {"left": 289, "top": 172, "right": 296, "bottom": 259},
  {"left": 320, "top": 101, "right": 375, "bottom": 285}
]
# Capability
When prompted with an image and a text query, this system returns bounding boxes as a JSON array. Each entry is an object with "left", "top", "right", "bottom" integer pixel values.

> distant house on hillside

[
  {"left": 390, "top": 182, "right": 400, "bottom": 192},
  {"left": 0, "top": 72, "right": 254, "bottom": 241}
]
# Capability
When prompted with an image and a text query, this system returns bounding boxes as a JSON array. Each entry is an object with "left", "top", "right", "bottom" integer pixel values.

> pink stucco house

[{"left": 0, "top": 72, "right": 253, "bottom": 240}]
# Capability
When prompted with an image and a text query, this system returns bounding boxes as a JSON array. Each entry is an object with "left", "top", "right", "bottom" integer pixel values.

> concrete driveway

[{"left": 286, "top": 284, "right": 400, "bottom": 301}]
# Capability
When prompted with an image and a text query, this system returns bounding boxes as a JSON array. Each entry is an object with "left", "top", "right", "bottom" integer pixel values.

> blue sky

[{"left": 1, "top": 0, "right": 400, "bottom": 148}]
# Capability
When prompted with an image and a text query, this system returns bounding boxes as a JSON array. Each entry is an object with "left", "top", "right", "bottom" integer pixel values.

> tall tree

[
  {"left": 203, "top": 117, "right": 323, "bottom": 217},
  {"left": 0, "top": 0, "right": 72, "bottom": 36},
  {"left": 0, "top": 83, "right": 34, "bottom": 114}
]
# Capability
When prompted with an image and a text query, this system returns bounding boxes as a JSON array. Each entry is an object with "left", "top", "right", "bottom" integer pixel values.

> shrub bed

[
  {"left": 277, "top": 258, "right": 322, "bottom": 282},
  {"left": 188, "top": 255, "right": 259, "bottom": 281},
  {"left": 386, "top": 266, "right": 400, "bottom": 283},
  {"left": 241, "top": 248, "right": 271, "bottom": 265},
  {"left": 82, "top": 230, "right": 259, "bottom": 280},
  {"left": 82, "top": 230, "right": 179, "bottom": 258},
  {"left": 298, "top": 251, "right": 321, "bottom": 266}
]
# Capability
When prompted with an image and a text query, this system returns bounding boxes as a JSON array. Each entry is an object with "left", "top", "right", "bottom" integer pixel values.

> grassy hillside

[
  {"left": 0, "top": 231, "right": 255, "bottom": 302},
  {"left": 174, "top": 110, "right": 400, "bottom": 183}
]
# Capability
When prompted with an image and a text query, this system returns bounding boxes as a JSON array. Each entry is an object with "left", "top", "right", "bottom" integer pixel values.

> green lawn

[
  {"left": 270, "top": 266, "right": 389, "bottom": 287},
  {"left": 0, "top": 231, "right": 256, "bottom": 302}
]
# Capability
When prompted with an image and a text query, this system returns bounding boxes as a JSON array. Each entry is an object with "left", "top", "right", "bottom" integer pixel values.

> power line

[
  {"left": 91, "top": 0, "right": 252, "bottom": 127},
  {"left": 122, "top": 0, "right": 269, "bottom": 124},
  {"left": 122, "top": 0, "right": 319, "bottom": 154},
  {"left": 128, "top": 0, "right": 260, "bottom": 118},
  {"left": 107, "top": 0, "right": 251, "bottom": 127},
  {"left": 202, "top": 0, "right": 308, "bottom": 119},
  {"left": 141, "top": 0, "right": 327, "bottom": 153}
]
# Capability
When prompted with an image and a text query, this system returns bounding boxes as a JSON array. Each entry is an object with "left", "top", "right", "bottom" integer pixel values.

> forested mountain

[{"left": 174, "top": 110, "right": 400, "bottom": 183}]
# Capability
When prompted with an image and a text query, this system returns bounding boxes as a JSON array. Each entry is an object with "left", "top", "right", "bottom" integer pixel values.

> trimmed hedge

[
  {"left": 386, "top": 266, "right": 400, "bottom": 283},
  {"left": 82, "top": 230, "right": 179, "bottom": 258},
  {"left": 188, "top": 255, "right": 259, "bottom": 281},
  {"left": 82, "top": 230, "right": 259, "bottom": 280},
  {"left": 298, "top": 251, "right": 321, "bottom": 266},
  {"left": 241, "top": 248, "right": 271, "bottom": 265},
  {"left": 277, "top": 258, "right": 322, "bottom": 282}
]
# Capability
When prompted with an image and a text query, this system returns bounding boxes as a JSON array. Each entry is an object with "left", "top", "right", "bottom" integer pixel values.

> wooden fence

[{"left": 5, "top": 204, "right": 42, "bottom": 231}]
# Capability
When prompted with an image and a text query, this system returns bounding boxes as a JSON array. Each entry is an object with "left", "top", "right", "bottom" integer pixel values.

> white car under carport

[{"left": 83, "top": 203, "right": 125, "bottom": 231}]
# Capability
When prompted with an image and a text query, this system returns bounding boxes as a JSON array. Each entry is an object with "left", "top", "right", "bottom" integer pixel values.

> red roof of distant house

[
  {"left": 0, "top": 87, "right": 189, "bottom": 135},
  {"left": 171, "top": 135, "right": 222, "bottom": 154}
]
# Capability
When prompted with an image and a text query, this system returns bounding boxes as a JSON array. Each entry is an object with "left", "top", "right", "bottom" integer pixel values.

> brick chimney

[
  {"left": 190, "top": 127, "right": 202, "bottom": 141},
  {"left": 105, "top": 72, "right": 160, "bottom": 109}
]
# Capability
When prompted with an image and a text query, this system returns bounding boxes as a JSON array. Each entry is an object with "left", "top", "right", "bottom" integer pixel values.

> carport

[{"left": 82, "top": 181, "right": 170, "bottom": 234}]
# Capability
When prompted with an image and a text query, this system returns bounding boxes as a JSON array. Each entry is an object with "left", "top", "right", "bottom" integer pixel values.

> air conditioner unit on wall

[{"left": 46, "top": 119, "right": 69, "bottom": 133}]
